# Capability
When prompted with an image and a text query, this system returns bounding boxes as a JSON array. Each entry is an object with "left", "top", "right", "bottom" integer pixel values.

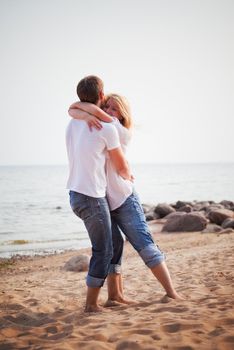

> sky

[{"left": 0, "top": 0, "right": 233, "bottom": 165}]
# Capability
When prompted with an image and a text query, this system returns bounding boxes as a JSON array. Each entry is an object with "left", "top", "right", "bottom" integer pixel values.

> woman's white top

[{"left": 106, "top": 118, "right": 133, "bottom": 210}]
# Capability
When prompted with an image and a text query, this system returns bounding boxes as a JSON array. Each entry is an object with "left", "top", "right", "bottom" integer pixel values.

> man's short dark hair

[{"left": 76, "top": 75, "right": 103, "bottom": 104}]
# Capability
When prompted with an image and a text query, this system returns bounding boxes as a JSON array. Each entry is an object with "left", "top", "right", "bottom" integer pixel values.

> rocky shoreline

[
  {"left": 1, "top": 200, "right": 233, "bottom": 264},
  {"left": 143, "top": 200, "right": 234, "bottom": 233}
]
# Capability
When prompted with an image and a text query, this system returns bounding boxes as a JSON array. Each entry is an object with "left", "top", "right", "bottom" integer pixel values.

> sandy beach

[{"left": 0, "top": 223, "right": 233, "bottom": 350}]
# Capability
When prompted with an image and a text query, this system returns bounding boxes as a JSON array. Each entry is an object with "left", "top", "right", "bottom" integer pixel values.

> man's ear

[{"left": 99, "top": 90, "right": 104, "bottom": 101}]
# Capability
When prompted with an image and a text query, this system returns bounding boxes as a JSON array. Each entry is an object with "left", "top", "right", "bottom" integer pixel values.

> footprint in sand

[
  {"left": 129, "top": 328, "right": 153, "bottom": 335},
  {"left": 40, "top": 324, "right": 73, "bottom": 340},
  {"left": 155, "top": 306, "right": 189, "bottom": 313},
  {"left": 3, "top": 312, "right": 54, "bottom": 327},
  {"left": 1, "top": 303, "right": 25, "bottom": 311},
  {"left": 221, "top": 318, "right": 234, "bottom": 326},
  {"left": 116, "top": 340, "right": 142, "bottom": 350},
  {"left": 25, "top": 298, "right": 38, "bottom": 306},
  {"left": 162, "top": 322, "right": 203, "bottom": 333}
]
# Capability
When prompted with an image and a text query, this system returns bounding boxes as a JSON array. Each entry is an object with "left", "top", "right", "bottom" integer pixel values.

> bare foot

[
  {"left": 104, "top": 300, "right": 122, "bottom": 307},
  {"left": 161, "top": 293, "right": 185, "bottom": 303},
  {"left": 104, "top": 297, "right": 137, "bottom": 307},
  {"left": 84, "top": 304, "right": 105, "bottom": 313}
]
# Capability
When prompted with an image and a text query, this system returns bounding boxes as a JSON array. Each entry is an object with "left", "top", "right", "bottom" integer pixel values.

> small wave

[
  {"left": 10, "top": 240, "right": 30, "bottom": 245},
  {"left": 0, "top": 236, "right": 88, "bottom": 246},
  {"left": 0, "top": 240, "right": 30, "bottom": 246}
]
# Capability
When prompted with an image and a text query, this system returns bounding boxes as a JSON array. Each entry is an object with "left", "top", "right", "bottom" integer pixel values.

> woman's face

[{"left": 104, "top": 98, "right": 121, "bottom": 119}]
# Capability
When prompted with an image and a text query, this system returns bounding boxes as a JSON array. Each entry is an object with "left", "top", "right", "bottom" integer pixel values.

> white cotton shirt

[
  {"left": 106, "top": 118, "right": 133, "bottom": 210},
  {"left": 66, "top": 119, "right": 120, "bottom": 198}
]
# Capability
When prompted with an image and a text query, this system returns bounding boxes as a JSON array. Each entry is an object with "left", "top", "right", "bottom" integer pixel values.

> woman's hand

[{"left": 86, "top": 114, "right": 103, "bottom": 131}]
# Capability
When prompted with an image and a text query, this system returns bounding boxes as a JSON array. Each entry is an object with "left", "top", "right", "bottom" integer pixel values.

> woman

[{"left": 69, "top": 94, "right": 183, "bottom": 304}]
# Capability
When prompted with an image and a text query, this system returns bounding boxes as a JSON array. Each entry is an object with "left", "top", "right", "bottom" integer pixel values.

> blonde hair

[{"left": 104, "top": 93, "right": 133, "bottom": 129}]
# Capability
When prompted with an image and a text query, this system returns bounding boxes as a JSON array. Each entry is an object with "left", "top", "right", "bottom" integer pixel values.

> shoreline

[
  {"left": 1, "top": 196, "right": 234, "bottom": 259},
  {"left": 0, "top": 246, "right": 90, "bottom": 261}
]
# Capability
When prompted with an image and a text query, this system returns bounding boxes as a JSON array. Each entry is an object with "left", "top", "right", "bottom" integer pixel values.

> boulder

[
  {"left": 162, "top": 212, "right": 207, "bottom": 232},
  {"left": 220, "top": 200, "right": 234, "bottom": 210},
  {"left": 177, "top": 205, "right": 192, "bottom": 213},
  {"left": 174, "top": 200, "right": 194, "bottom": 210},
  {"left": 202, "top": 224, "right": 222, "bottom": 233},
  {"left": 218, "top": 228, "right": 234, "bottom": 234},
  {"left": 208, "top": 209, "right": 234, "bottom": 225},
  {"left": 142, "top": 204, "right": 154, "bottom": 214},
  {"left": 221, "top": 218, "right": 234, "bottom": 229},
  {"left": 206, "top": 204, "right": 225, "bottom": 214},
  {"left": 164, "top": 212, "right": 185, "bottom": 220},
  {"left": 193, "top": 201, "right": 211, "bottom": 212},
  {"left": 145, "top": 211, "right": 160, "bottom": 221},
  {"left": 154, "top": 203, "right": 175, "bottom": 218},
  {"left": 64, "top": 254, "right": 90, "bottom": 272}
]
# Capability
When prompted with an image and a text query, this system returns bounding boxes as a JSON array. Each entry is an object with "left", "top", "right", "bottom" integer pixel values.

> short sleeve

[{"left": 102, "top": 124, "right": 120, "bottom": 150}]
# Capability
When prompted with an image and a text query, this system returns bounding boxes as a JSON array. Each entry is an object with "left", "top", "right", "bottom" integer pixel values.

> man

[{"left": 66, "top": 75, "right": 131, "bottom": 312}]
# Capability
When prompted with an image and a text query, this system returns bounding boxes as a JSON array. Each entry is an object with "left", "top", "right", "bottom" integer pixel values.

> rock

[
  {"left": 193, "top": 201, "right": 211, "bottom": 212},
  {"left": 177, "top": 205, "right": 192, "bottom": 213},
  {"left": 154, "top": 203, "right": 175, "bottom": 218},
  {"left": 145, "top": 213, "right": 154, "bottom": 221},
  {"left": 142, "top": 204, "right": 154, "bottom": 214},
  {"left": 162, "top": 212, "right": 207, "bottom": 232},
  {"left": 208, "top": 209, "right": 234, "bottom": 225},
  {"left": 164, "top": 212, "right": 185, "bottom": 220},
  {"left": 174, "top": 200, "right": 194, "bottom": 210},
  {"left": 64, "top": 255, "right": 90, "bottom": 272},
  {"left": 220, "top": 200, "right": 234, "bottom": 210},
  {"left": 221, "top": 218, "right": 234, "bottom": 229},
  {"left": 206, "top": 204, "right": 225, "bottom": 214},
  {"left": 218, "top": 228, "right": 234, "bottom": 234},
  {"left": 191, "top": 211, "right": 207, "bottom": 219},
  {"left": 56, "top": 206, "right": 62, "bottom": 210},
  {"left": 145, "top": 211, "right": 160, "bottom": 221},
  {"left": 202, "top": 224, "right": 222, "bottom": 233}
]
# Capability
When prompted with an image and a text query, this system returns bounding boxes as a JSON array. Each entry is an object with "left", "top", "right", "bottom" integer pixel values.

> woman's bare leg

[
  {"left": 150, "top": 261, "right": 184, "bottom": 300},
  {"left": 105, "top": 273, "right": 136, "bottom": 306}
]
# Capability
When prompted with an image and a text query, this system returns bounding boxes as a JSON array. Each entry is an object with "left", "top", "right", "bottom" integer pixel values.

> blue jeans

[
  {"left": 69, "top": 191, "right": 122, "bottom": 288},
  {"left": 111, "top": 192, "right": 165, "bottom": 268},
  {"left": 109, "top": 220, "right": 124, "bottom": 274}
]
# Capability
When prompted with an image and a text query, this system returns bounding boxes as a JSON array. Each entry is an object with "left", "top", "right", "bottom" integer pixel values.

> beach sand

[{"left": 0, "top": 224, "right": 233, "bottom": 350}]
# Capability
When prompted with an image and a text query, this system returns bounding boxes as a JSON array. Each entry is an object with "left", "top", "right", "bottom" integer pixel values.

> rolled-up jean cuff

[
  {"left": 139, "top": 243, "right": 165, "bottom": 268},
  {"left": 86, "top": 275, "right": 105, "bottom": 288},
  {"left": 108, "top": 264, "right": 122, "bottom": 274}
]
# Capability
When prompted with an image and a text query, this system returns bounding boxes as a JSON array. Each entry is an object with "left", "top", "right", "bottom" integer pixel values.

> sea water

[{"left": 0, "top": 163, "right": 233, "bottom": 258}]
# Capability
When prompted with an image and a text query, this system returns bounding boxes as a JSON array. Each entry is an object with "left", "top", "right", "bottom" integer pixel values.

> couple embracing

[{"left": 66, "top": 75, "right": 182, "bottom": 312}]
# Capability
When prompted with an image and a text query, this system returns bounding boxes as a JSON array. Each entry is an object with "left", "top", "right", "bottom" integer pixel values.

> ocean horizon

[{"left": 0, "top": 162, "right": 233, "bottom": 258}]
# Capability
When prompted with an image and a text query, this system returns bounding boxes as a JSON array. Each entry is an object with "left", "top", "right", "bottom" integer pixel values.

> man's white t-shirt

[
  {"left": 66, "top": 119, "right": 120, "bottom": 198},
  {"left": 106, "top": 118, "right": 133, "bottom": 210}
]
